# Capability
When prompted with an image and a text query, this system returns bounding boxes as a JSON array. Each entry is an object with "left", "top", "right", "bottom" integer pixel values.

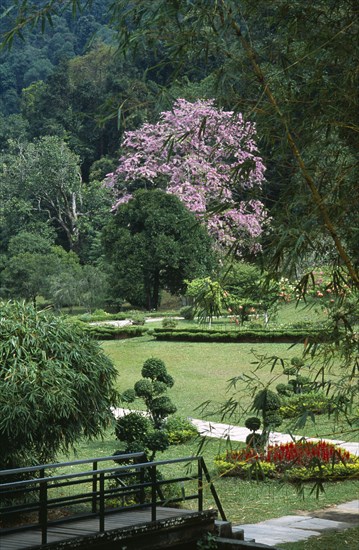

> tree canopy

[
  {"left": 106, "top": 98, "right": 268, "bottom": 254},
  {"left": 102, "top": 189, "right": 215, "bottom": 310}
]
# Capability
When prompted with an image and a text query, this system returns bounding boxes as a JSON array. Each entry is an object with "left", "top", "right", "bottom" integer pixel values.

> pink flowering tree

[{"left": 105, "top": 99, "right": 267, "bottom": 253}]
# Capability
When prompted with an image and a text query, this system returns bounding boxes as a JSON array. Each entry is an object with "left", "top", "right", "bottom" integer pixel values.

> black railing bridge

[{"left": 0, "top": 452, "right": 226, "bottom": 548}]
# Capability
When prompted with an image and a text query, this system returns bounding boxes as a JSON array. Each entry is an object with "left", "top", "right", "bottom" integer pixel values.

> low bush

[
  {"left": 215, "top": 441, "right": 359, "bottom": 481},
  {"left": 131, "top": 312, "right": 145, "bottom": 325},
  {"left": 82, "top": 324, "right": 148, "bottom": 339},
  {"left": 162, "top": 317, "right": 178, "bottom": 329},
  {"left": 280, "top": 391, "right": 331, "bottom": 418},
  {"left": 77, "top": 310, "right": 130, "bottom": 322},
  {"left": 164, "top": 416, "right": 199, "bottom": 445},
  {"left": 180, "top": 305, "right": 195, "bottom": 320}
]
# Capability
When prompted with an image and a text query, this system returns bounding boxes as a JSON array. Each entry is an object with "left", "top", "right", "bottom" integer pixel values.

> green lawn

[
  {"left": 103, "top": 334, "right": 354, "bottom": 441},
  {"left": 278, "top": 526, "right": 359, "bottom": 549}
]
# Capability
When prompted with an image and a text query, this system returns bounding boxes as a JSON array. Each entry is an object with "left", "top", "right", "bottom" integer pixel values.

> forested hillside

[{"left": 0, "top": 0, "right": 358, "bottom": 312}]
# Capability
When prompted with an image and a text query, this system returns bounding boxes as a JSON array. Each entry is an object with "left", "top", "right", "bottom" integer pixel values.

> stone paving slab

[
  {"left": 268, "top": 516, "right": 352, "bottom": 530},
  {"left": 336, "top": 501, "right": 359, "bottom": 513},
  {"left": 233, "top": 524, "right": 321, "bottom": 545},
  {"left": 233, "top": 501, "right": 359, "bottom": 545}
]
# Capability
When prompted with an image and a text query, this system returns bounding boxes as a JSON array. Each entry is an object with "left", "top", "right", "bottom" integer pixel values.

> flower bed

[{"left": 215, "top": 441, "right": 359, "bottom": 481}]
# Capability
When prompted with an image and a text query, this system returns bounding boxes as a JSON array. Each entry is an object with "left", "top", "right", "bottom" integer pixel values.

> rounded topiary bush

[
  {"left": 134, "top": 379, "right": 153, "bottom": 399},
  {"left": 245, "top": 417, "right": 261, "bottom": 432},
  {"left": 291, "top": 357, "right": 305, "bottom": 368},
  {"left": 115, "top": 413, "right": 151, "bottom": 444},
  {"left": 146, "top": 430, "right": 170, "bottom": 452},
  {"left": 263, "top": 411, "right": 283, "bottom": 429},
  {"left": 276, "top": 383, "right": 293, "bottom": 397},
  {"left": 142, "top": 357, "right": 167, "bottom": 380},
  {"left": 283, "top": 367, "right": 297, "bottom": 376},
  {"left": 151, "top": 396, "right": 177, "bottom": 418},
  {"left": 253, "top": 389, "right": 281, "bottom": 413}
]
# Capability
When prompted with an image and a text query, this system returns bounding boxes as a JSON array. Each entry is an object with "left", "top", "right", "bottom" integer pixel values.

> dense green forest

[{"left": 0, "top": 0, "right": 358, "bottom": 311}]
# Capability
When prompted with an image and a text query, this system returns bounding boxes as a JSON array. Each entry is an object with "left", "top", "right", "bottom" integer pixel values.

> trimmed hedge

[
  {"left": 215, "top": 457, "right": 359, "bottom": 482},
  {"left": 152, "top": 328, "right": 335, "bottom": 343},
  {"left": 81, "top": 324, "right": 148, "bottom": 340}
]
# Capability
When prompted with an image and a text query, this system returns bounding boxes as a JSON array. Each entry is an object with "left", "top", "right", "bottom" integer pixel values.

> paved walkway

[{"left": 233, "top": 500, "right": 359, "bottom": 547}]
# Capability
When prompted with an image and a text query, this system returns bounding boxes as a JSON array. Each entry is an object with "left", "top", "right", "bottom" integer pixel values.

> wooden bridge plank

[{"left": 0, "top": 507, "right": 196, "bottom": 550}]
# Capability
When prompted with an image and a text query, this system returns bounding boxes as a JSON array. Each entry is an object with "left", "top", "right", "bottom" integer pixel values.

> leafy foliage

[
  {"left": 116, "top": 357, "right": 177, "bottom": 459},
  {"left": 102, "top": 189, "right": 215, "bottom": 310},
  {"left": 0, "top": 300, "right": 118, "bottom": 468},
  {"left": 216, "top": 441, "right": 359, "bottom": 481}
]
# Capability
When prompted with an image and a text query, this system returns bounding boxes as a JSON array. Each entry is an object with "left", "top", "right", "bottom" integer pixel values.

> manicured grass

[
  {"left": 103, "top": 335, "right": 354, "bottom": 441},
  {"left": 104, "top": 335, "right": 300, "bottom": 418},
  {"left": 278, "top": 526, "right": 359, "bottom": 549}
]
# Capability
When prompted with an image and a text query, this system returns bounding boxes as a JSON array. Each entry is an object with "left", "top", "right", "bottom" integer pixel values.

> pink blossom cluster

[{"left": 105, "top": 99, "right": 268, "bottom": 252}]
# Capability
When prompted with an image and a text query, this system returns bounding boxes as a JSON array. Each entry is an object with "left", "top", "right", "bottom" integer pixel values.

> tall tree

[
  {"left": 1, "top": 136, "right": 83, "bottom": 250},
  {"left": 105, "top": 0, "right": 358, "bottom": 285},
  {"left": 106, "top": 98, "right": 268, "bottom": 255},
  {"left": 102, "top": 189, "right": 216, "bottom": 310}
]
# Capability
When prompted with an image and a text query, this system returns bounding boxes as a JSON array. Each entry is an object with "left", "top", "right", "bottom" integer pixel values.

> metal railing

[{"left": 0, "top": 452, "right": 226, "bottom": 545}]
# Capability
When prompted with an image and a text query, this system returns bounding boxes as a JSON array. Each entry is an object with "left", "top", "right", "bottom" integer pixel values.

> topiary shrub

[
  {"left": 115, "top": 358, "right": 177, "bottom": 460},
  {"left": 276, "top": 383, "right": 294, "bottom": 397},
  {"left": 253, "top": 389, "right": 282, "bottom": 414},
  {"left": 283, "top": 366, "right": 297, "bottom": 376},
  {"left": 252, "top": 389, "right": 283, "bottom": 441},
  {"left": 245, "top": 417, "right": 261, "bottom": 432},
  {"left": 142, "top": 357, "right": 167, "bottom": 380},
  {"left": 263, "top": 411, "right": 283, "bottom": 429},
  {"left": 244, "top": 416, "right": 263, "bottom": 448},
  {"left": 162, "top": 317, "right": 178, "bottom": 329}
]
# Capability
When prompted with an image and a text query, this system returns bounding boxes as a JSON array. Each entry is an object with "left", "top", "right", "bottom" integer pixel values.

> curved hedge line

[
  {"left": 151, "top": 328, "right": 335, "bottom": 343},
  {"left": 82, "top": 325, "right": 149, "bottom": 340}
]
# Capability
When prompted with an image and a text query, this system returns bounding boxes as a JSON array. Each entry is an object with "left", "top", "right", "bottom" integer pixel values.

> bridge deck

[{"left": 1, "top": 507, "right": 196, "bottom": 550}]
